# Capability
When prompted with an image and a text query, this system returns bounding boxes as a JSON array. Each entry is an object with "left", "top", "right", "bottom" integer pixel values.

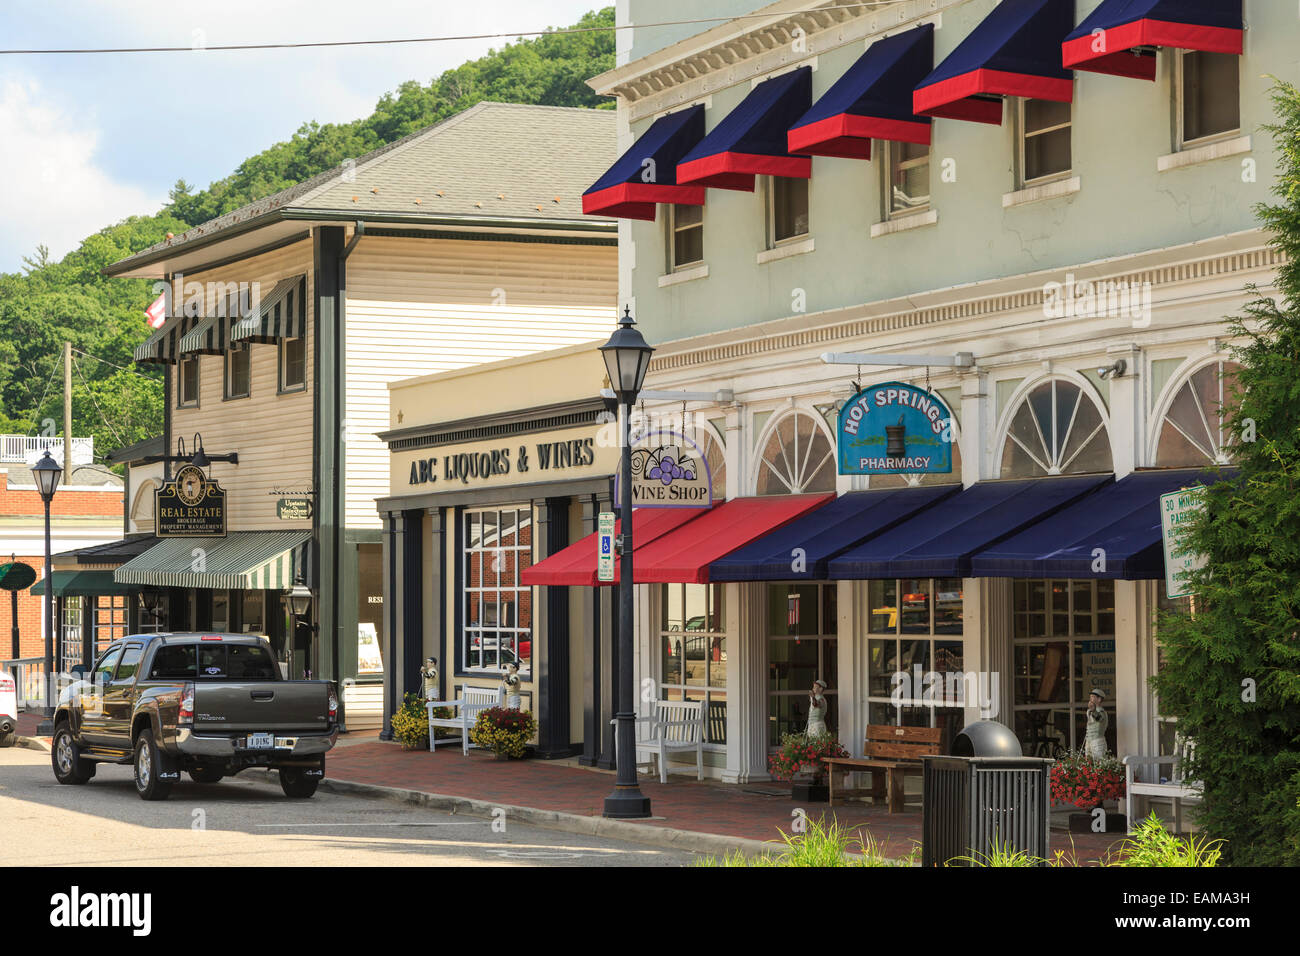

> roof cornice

[{"left": 589, "top": 0, "right": 958, "bottom": 122}]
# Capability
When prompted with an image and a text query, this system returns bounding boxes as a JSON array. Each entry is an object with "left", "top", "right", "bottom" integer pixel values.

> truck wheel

[
  {"left": 189, "top": 767, "right": 224, "bottom": 784},
  {"left": 279, "top": 767, "right": 320, "bottom": 798},
  {"left": 133, "top": 729, "right": 173, "bottom": 801},
  {"left": 52, "top": 725, "right": 95, "bottom": 785}
]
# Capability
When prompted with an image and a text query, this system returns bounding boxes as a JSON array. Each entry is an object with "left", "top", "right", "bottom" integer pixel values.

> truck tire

[
  {"left": 52, "top": 724, "right": 95, "bottom": 785},
  {"left": 133, "top": 729, "right": 173, "bottom": 801},
  {"left": 189, "top": 767, "right": 224, "bottom": 784},
  {"left": 279, "top": 767, "right": 320, "bottom": 798}
]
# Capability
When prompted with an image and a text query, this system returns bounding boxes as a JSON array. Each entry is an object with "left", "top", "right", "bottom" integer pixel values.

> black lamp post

[
  {"left": 32, "top": 450, "right": 62, "bottom": 734},
  {"left": 600, "top": 306, "right": 654, "bottom": 819}
]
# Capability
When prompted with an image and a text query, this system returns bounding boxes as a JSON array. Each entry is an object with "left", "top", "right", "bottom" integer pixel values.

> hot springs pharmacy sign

[{"left": 838, "top": 382, "right": 954, "bottom": 475}]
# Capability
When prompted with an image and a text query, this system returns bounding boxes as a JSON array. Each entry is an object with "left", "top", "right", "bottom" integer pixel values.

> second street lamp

[
  {"left": 31, "top": 449, "right": 62, "bottom": 735},
  {"left": 600, "top": 306, "right": 654, "bottom": 819}
]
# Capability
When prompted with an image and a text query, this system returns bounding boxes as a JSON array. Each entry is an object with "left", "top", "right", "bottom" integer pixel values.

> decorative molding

[
  {"left": 1158, "top": 135, "right": 1252, "bottom": 173},
  {"left": 870, "top": 208, "right": 938, "bottom": 238},
  {"left": 756, "top": 236, "right": 815, "bottom": 264},
  {"left": 659, "top": 263, "right": 710, "bottom": 287},
  {"left": 648, "top": 241, "right": 1282, "bottom": 374},
  {"left": 1003, "top": 176, "right": 1081, "bottom": 209}
]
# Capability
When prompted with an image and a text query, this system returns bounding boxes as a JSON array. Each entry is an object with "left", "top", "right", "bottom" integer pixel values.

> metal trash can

[{"left": 923, "top": 746, "right": 1053, "bottom": 866}]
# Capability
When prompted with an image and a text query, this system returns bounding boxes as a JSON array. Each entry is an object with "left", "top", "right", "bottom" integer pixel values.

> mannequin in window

[
  {"left": 806, "top": 679, "right": 829, "bottom": 737},
  {"left": 420, "top": 658, "right": 439, "bottom": 701},
  {"left": 500, "top": 660, "right": 521, "bottom": 710}
]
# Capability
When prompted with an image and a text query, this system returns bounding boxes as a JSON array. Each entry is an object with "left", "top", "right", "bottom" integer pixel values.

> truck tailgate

[{"left": 192, "top": 682, "right": 331, "bottom": 736}]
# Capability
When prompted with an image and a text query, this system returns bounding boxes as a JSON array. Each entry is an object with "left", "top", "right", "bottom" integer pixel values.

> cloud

[{"left": 0, "top": 76, "right": 163, "bottom": 271}]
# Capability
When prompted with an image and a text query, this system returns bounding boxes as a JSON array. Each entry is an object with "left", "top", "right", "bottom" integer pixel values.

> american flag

[{"left": 144, "top": 293, "right": 167, "bottom": 330}]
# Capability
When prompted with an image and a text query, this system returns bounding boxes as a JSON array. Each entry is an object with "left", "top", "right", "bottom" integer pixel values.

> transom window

[
  {"left": 755, "top": 411, "right": 835, "bottom": 496},
  {"left": 670, "top": 204, "right": 703, "bottom": 270},
  {"left": 885, "top": 140, "right": 930, "bottom": 218},
  {"left": 999, "top": 379, "right": 1112, "bottom": 478},
  {"left": 1178, "top": 50, "right": 1240, "bottom": 148},
  {"left": 1020, "top": 98, "right": 1072, "bottom": 185},
  {"left": 659, "top": 583, "right": 726, "bottom": 745},
  {"left": 1155, "top": 361, "right": 1242, "bottom": 468},
  {"left": 769, "top": 176, "right": 809, "bottom": 244},
  {"left": 767, "top": 582, "right": 837, "bottom": 746},
  {"left": 463, "top": 506, "right": 533, "bottom": 674}
]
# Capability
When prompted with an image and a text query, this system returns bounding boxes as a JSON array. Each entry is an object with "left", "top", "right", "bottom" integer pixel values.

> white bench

[
  {"left": 426, "top": 687, "right": 499, "bottom": 756},
  {"left": 1123, "top": 736, "right": 1202, "bottom": 834},
  {"left": 614, "top": 699, "right": 705, "bottom": 784}
]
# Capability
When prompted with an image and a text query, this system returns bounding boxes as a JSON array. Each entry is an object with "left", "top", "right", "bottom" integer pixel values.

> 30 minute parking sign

[{"left": 597, "top": 511, "right": 615, "bottom": 582}]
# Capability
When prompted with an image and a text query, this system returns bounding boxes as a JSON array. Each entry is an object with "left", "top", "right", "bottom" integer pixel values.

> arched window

[
  {"left": 131, "top": 480, "right": 158, "bottom": 526},
  {"left": 999, "top": 379, "right": 1112, "bottom": 478},
  {"left": 755, "top": 411, "right": 836, "bottom": 496},
  {"left": 688, "top": 423, "right": 727, "bottom": 501},
  {"left": 1155, "top": 361, "right": 1242, "bottom": 467}
]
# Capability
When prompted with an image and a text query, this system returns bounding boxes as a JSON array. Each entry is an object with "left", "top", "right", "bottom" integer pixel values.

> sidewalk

[{"left": 321, "top": 738, "right": 1126, "bottom": 863}]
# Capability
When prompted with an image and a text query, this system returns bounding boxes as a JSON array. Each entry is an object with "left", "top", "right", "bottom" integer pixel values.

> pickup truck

[{"left": 51, "top": 632, "right": 337, "bottom": 800}]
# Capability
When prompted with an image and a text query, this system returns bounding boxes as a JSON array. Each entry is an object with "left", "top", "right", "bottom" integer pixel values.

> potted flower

[
  {"left": 470, "top": 705, "right": 537, "bottom": 759},
  {"left": 1049, "top": 748, "right": 1127, "bottom": 833},
  {"left": 389, "top": 692, "right": 429, "bottom": 751},
  {"left": 768, "top": 731, "right": 849, "bottom": 802}
]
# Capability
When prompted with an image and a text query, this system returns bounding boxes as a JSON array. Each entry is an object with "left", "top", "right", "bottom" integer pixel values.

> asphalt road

[{"left": 0, "top": 745, "right": 696, "bottom": 867}]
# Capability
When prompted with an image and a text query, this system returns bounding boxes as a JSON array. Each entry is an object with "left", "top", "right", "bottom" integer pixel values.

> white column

[
  {"left": 724, "top": 404, "right": 744, "bottom": 500},
  {"left": 723, "top": 581, "right": 769, "bottom": 783},
  {"left": 838, "top": 579, "right": 867, "bottom": 756},
  {"left": 960, "top": 370, "right": 991, "bottom": 483},
  {"left": 1107, "top": 344, "right": 1143, "bottom": 477},
  {"left": 1113, "top": 580, "right": 1144, "bottom": 758}
]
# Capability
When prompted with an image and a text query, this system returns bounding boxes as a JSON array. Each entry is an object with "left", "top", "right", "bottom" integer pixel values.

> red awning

[
  {"left": 521, "top": 508, "right": 704, "bottom": 587},
  {"left": 632, "top": 495, "right": 834, "bottom": 584}
]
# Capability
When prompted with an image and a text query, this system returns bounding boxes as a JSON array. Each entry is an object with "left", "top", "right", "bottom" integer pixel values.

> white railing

[
  {"left": 0, "top": 435, "right": 94, "bottom": 467},
  {"left": 1, "top": 657, "right": 47, "bottom": 709}
]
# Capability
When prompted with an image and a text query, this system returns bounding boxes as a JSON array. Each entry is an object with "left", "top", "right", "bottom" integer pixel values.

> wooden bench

[
  {"left": 1123, "top": 735, "right": 1201, "bottom": 833},
  {"left": 823, "top": 725, "right": 941, "bottom": 812},
  {"left": 426, "top": 687, "right": 499, "bottom": 756},
  {"left": 613, "top": 700, "right": 705, "bottom": 783}
]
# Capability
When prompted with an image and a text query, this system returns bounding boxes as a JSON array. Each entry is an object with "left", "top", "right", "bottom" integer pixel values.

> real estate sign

[
  {"left": 1160, "top": 485, "right": 1207, "bottom": 599},
  {"left": 156, "top": 464, "right": 227, "bottom": 537}
]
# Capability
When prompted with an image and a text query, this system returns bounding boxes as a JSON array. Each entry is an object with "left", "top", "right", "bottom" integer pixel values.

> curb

[
  {"left": 15, "top": 735, "right": 51, "bottom": 753},
  {"left": 242, "top": 769, "right": 775, "bottom": 859}
]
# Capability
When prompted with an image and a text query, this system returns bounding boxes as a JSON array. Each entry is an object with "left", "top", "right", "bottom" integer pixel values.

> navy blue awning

[
  {"left": 709, "top": 484, "right": 959, "bottom": 582},
  {"left": 914, "top": 0, "right": 1075, "bottom": 125},
  {"left": 1063, "top": 0, "right": 1242, "bottom": 81},
  {"left": 583, "top": 105, "right": 707, "bottom": 221},
  {"left": 828, "top": 474, "right": 1111, "bottom": 579},
  {"left": 787, "top": 25, "right": 933, "bottom": 160},
  {"left": 969, "top": 467, "right": 1233, "bottom": 579},
  {"left": 677, "top": 66, "right": 812, "bottom": 191}
]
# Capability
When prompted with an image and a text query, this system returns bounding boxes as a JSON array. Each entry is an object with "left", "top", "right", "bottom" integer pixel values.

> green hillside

[{"left": 0, "top": 7, "right": 614, "bottom": 462}]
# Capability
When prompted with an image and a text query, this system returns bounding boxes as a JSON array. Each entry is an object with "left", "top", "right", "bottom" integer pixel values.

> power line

[
  {"left": 0, "top": 3, "right": 907, "bottom": 55},
  {"left": 24, "top": 361, "right": 60, "bottom": 437},
  {"left": 69, "top": 347, "right": 135, "bottom": 374},
  {"left": 71, "top": 354, "right": 131, "bottom": 451}
]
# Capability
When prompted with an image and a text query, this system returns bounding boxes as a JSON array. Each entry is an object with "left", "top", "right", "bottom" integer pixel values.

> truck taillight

[
  {"left": 328, "top": 692, "right": 338, "bottom": 723},
  {"left": 179, "top": 682, "right": 195, "bottom": 726}
]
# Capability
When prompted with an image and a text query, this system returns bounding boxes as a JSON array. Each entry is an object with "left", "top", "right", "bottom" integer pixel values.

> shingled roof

[{"left": 106, "top": 102, "right": 616, "bottom": 276}]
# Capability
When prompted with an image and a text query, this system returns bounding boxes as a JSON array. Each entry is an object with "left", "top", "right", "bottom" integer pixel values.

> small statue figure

[
  {"left": 806, "top": 678, "right": 829, "bottom": 737},
  {"left": 1085, "top": 688, "right": 1109, "bottom": 759},
  {"left": 500, "top": 660, "right": 522, "bottom": 710},
  {"left": 419, "top": 657, "right": 439, "bottom": 701}
]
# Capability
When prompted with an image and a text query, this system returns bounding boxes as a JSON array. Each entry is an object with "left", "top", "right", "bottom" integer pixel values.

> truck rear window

[{"left": 150, "top": 643, "right": 277, "bottom": 680}]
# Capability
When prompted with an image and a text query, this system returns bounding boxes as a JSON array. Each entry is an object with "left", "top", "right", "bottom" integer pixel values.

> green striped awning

[
  {"left": 114, "top": 531, "right": 314, "bottom": 590},
  {"left": 177, "top": 315, "right": 230, "bottom": 355},
  {"left": 231, "top": 276, "right": 306, "bottom": 344},
  {"left": 134, "top": 315, "right": 200, "bottom": 365}
]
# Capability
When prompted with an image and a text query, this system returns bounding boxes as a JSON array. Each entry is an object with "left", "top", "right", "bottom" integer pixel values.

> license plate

[{"left": 245, "top": 733, "right": 274, "bottom": 749}]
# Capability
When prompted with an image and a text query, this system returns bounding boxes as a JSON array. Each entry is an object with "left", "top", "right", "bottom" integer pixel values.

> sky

[{"left": 0, "top": 0, "right": 607, "bottom": 273}]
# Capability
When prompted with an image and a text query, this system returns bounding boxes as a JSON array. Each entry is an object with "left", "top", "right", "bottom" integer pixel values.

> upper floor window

[
  {"left": 1020, "top": 98, "right": 1072, "bottom": 185},
  {"left": 670, "top": 204, "right": 703, "bottom": 270},
  {"left": 768, "top": 176, "right": 809, "bottom": 245},
  {"left": 884, "top": 139, "right": 930, "bottom": 219},
  {"left": 1155, "top": 360, "right": 1242, "bottom": 467},
  {"left": 755, "top": 411, "right": 836, "bottom": 496},
  {"left": 280, "top": 335, "right": 306, "bottom": 392},
  {"left": 178, "top": 355, "right": 199, "bottom": 407},
  {"left": 999, "top": 379, "right": 1112, "bottom": 478},
  {"left": 1178, "top": 50, "right": 1239, "bottom": 148},
  {"left": 225, "top": 342, "right": 251, "bottom": 400}
]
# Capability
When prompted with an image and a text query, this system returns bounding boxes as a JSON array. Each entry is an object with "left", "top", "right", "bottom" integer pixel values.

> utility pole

[{"left": 60, "top": 340, "right": 71, "bottom": 675}]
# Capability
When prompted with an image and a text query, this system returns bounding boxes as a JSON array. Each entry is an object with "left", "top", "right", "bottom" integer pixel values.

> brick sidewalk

[{"left": 326, "top": 739, "right": 1125, "bottom": 863}]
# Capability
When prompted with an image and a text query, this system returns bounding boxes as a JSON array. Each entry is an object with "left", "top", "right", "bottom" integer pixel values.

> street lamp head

[
  {"left": 31, "top": 449, "right": 62, "bottom": 502},
  {"left": 599, "top": 305, "right": 654, "bottom": 405},
  {"left": 190, "top": 433, "right": 210, "bottom": 471},
  {"left": 287, "top": 582, "right": 313, "bottom": 616}
]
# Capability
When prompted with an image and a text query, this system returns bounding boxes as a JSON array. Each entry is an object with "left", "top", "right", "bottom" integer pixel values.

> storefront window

[
  {"left": 755, "top": 411, "right": 836, "bottom": 496},
  {"left": 242, "top": 591, "right": 264, "bottom": 634},
  {"left": 767, "top": 582, "right": 837, "bottom": 746},
  {"left": 463, "top": 506, "right": 533, "bottom": 674},
  {"left": 1155, "top": 361, "right": 1242, "bottom": 467},
  {"left": 865, "top": 578, "right": 965, "bottom": 746},
  {"left": 999, "top": 379, "right": 1112, "bottom": 478},
  {"left": 356, "top": 543, "right": 385, "bottom": 677},
  {"left": 1013, "top": 579, "right": 1116, "bottom": 755},
  {"left": 660, "top": 583, "right": 726, "bottom": 745},
  {"left": 212, "top": 592, "right": 230, "bottom": 632}
]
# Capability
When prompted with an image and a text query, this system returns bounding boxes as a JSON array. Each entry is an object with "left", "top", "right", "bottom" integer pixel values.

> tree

[{"left": 1152, "top": 81, "right": 1300, "bottom": 866}]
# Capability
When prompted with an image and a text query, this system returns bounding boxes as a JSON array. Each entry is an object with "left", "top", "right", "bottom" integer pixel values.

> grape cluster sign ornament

[
  {"left": 837, "top": 381, "right": 954, "bottom": 475},
  {"left": 617, "top": 429, "right": 713, "bottom": 508}
]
